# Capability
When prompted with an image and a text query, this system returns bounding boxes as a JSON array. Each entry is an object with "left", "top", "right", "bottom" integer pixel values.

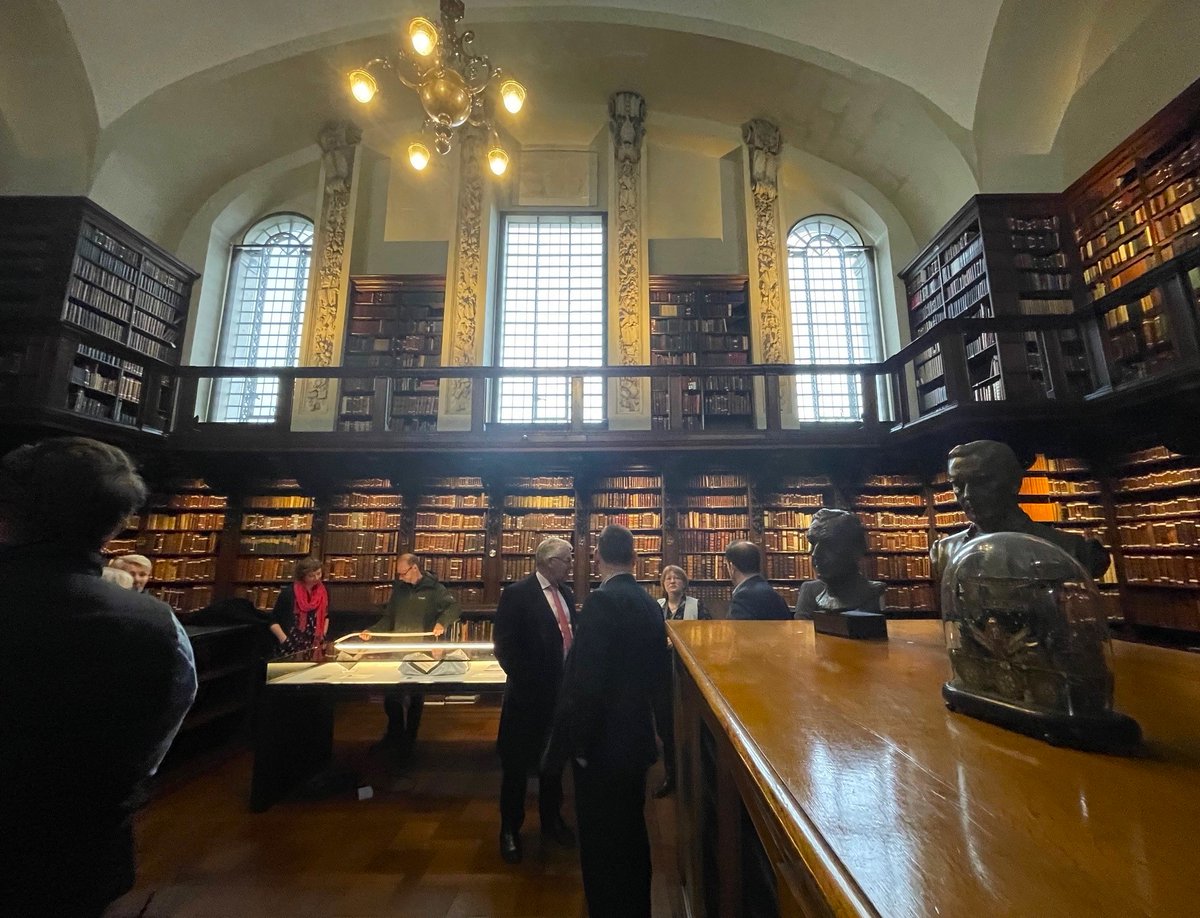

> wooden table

[{"left": 669, "top": 619, "right": 1200, "bottom": 918}]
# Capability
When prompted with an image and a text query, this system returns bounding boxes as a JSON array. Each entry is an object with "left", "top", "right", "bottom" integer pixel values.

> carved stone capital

[
  {"left": 742, "top": 118, "right": 781, "bottom": 194},
  {"left": 319, "top": 120, "right": 363, "bottom": 154},
  {"left": 609, "top": 92, "right": 646, "bottom": 165}
]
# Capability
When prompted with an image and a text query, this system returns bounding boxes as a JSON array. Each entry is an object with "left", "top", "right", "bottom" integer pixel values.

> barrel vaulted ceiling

[{"left": 2, "top": 0, "right": 1198, "bottom": 248}]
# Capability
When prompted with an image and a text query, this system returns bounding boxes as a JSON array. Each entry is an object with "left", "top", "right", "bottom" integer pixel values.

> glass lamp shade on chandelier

[{"left": 348, "top": 0, "right": 525, "bottom": 175}]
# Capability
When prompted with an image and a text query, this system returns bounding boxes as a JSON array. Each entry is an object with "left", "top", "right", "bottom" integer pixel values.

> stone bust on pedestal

[
  {"left": 931, "top": 440, "right": 1111, "bottom": 581},
  {"left": 794, "top": 508, "right": 885, "bottom": 619}
]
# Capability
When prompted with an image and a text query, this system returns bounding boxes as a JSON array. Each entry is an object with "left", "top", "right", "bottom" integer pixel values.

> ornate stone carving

[
  {"left": 742, "top": 118, "right": 785, "bottom": 364},
  {"left": 446, "top": 125, "right": 487, "bottom": 415},
  {"left": 302, "top": 121, "right": 362, "bottom": 415},
  {"left": 610, "top": 92, "right": 647, "bottom": 415}
]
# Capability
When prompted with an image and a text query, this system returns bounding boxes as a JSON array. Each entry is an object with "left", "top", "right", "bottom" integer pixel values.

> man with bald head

[
  {"left": 493, "top": 537, "right": 577, "bottom": 864},
  {"left": 931, "top": 439, "right": 1110, "bottom": 580}
]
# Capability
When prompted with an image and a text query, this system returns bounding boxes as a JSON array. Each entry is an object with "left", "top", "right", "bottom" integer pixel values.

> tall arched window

[
  {"left": 786, "top": 216, "right": 879, "bottom": 421},
  {"left": 211, "top": 214, "right": 314, "bottom": 422}
]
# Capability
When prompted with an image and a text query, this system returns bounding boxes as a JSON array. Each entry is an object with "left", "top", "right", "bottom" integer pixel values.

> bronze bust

[
  {"left": 931, "top": 440, "right": 1110, "bottom": 581},
  {"left": 794, "top": 508, "right": 885, "bottom": 619}
]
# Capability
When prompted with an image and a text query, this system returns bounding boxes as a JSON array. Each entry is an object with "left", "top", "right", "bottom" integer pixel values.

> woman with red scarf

[{"left": 268, "top": 557, "right": 329, "bottom": 654}]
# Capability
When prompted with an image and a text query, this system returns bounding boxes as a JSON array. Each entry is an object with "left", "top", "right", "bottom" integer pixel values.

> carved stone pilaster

[
  {"left": 607, "top": 91, "right": 650, "bottom": 429},
  {"left": 742, "top": 119, "right": 787, "bottom": 366},
  {"left": 294, "top": 120, "right": 362, "bottom": 431},
  {"left": 438, "top": 125, "right": 491, "bottom": 430}
]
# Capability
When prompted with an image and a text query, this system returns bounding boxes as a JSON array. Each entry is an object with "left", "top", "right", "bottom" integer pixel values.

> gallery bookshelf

[
  {"left": 500, "top": 474, "right": 576, "bottom": 586},
  {"left": 0, "top": 197, "right": 196, "bottom": 431},
  {"left": 1107, "top": 445, "right": 1200, "bottom": 631},
  {"left": 899, "top": 195, "right": 1089, "bottom": 415},
  {"left": 845, "top": 475, "right": 936, "bottom": 617},
  {"left": 322, "top": 479, "right": 407, "bottom": 613},
  {"left": 758, "top": 475, "right": 828, "bottom": 611},
  {"left": 232, "top": 481, "right": 316, "bottom": 612},
  {"left": 674, "top": 472, "right": 750, "bottom": 615},
  {"left": 139, "top": 481, "right": 227, "bottom": 613},
  {"left": 649, "top": 276, "right": 752, "bottom": 431},
  {"left": 413, "top": 476, "right": 488, "bottom": 609},
  {"left": 337, "top": 276, "right": 446, "bottom": 433},
  {"left": 586, "top": 470, "right": 664, "bottom": 596},
  {"left": 1031, "top": 455, "right": 1121, "bottom": 620}
]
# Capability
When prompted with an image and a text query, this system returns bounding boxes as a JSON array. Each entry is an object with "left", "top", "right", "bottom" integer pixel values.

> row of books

[
  {"left": 419, "top": 493, "right": 489, "bottom": 508},
  {"left": 761, "top": 493, "right": 823, "bottom": 508},
  {"left": 325, "top": 530, "right": 401, "bottom": 554},
  {"left": 764, "top": 556, "right": 815, "bottom": 580},
  {"left": 1116, "top": 497, "right": 1200, "bottom": 519},
  {"left": 324, "top": 556, "right": 397, "bottom": 580},
  {"left": 505, "top": 512, "right": 574, "bottom": 530},
  {"left": 678, "top": 511, "right": 750, "bottom": 529},
  {"left": 137, "top": 531, "right": 219, "bottom": 555},
  {"left": 245, "top": 495, "right": 314, "bottom": 509},
  {"left": 864, "top": 555, "right": 932, "bottom": 580},
  {"left": 242, "top": 512, "right": 313, "bottom": 531},
  {"left": 1117, "top": 519, "right": 1200, "bottom": 546},
  {"left": 885, "top": 584, "right": 938, "bottom": 611},
  {"left": 240, "top": 533, "right": 312, "bottom": 555},
  {"left": 854, "top": 493, "right": 925, "bottom": 508},
  {"left": 1115, "top": 468, "right": 1200, "bottom": 493},
  {"left": 144, "top": 511, "right": 225, "bottom": 531},
  {"left": 501, "top": 531, "right": 570, "bottom": 553},
  {"left": 592, "top": 492, "right": 659, "bottom": 508},
  {"left": 413, "top": 531, "right": 487, "bottom": 553},
  {"left": 331, "top": 493, "right": 404, "bottom": 509},
  {"left": 504, "top": 495, "right": 574, "bottom": 509},
  {"left": 868, "top": 529, "right": 930, "bottom": 551},
  {"left": 330, "top": 511, "right": 403, "bottom": 529},
  {"left": 235, "top": 557, "right": 299, "bottom": 581},
  {"left": 424, "top": 556, "right": 484, "bottom": 581},
  {"left": 1123, "top": 554, "right": 1200, "bottom": 586},
  {"left": 415, "top": 512, "right": 487, "bottom": 529},
  {"left": 153, "top": 557, "right": 217, "bottom": 581}
]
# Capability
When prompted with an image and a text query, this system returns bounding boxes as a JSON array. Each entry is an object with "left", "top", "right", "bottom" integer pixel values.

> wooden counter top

[{"left": 669, "top": 619, "right": 1200, "bottom": 918}]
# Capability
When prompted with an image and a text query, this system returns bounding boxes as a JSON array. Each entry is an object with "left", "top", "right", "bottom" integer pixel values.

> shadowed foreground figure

[
  {"left": 545, "top": 524, "right": 668, "bottom": 918},
  {"left": 0, "top": 437, "right": 197, "bottom": 918}
]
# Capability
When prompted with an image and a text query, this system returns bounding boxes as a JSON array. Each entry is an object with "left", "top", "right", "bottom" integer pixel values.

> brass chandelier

[{"left": 347, "top": 0, "right": 526, "bottom": 176}]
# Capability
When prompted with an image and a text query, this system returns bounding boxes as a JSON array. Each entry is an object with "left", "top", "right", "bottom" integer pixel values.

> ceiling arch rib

[
  {"left": 86, "top": 21, "right": 977, "bottom": 249},
  {"left": 55, "top": 0, "right": 1003, "bottom": 130}
]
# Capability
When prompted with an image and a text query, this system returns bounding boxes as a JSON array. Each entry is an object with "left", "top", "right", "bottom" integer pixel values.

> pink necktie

[{"left": 548, "top": 586, "right": 572, "bottom": 656}]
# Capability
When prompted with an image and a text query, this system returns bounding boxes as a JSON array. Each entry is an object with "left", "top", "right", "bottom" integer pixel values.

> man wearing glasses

[
  {"left": 363, "top": 553, "right": 460, "bottom": 758},
  {"left": 492, "top": 537, "right": 577, "bottom": 864}
]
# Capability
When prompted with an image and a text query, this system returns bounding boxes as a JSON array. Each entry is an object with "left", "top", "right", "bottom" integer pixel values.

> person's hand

[
  {"left": 432, "top": 623, "right": 445, "bottom": 638},
  {"left": 359, "top": 630, "right": 372, "bottom": 641}
]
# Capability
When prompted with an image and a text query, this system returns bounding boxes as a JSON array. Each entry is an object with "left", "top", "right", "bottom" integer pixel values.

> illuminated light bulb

[
  {"left": 500, "top": 80, "right": 526, "bottom": 114},
  {"left": 408, "top": 17, "right": 437, "bottom": 56},
  {"left": 409, "top": 142, "right": 431, "bottom": 171},
  {"left": 488, "top": 146, "right": 509, "bottom": 176},
  {"left": 348, "top": 69, "right": 377, "bottom": 104}
]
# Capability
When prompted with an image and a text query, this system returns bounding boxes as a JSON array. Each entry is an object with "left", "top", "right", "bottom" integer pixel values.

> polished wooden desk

[{"left": 669, "top": 619, "right": 1200, "bottom": 918}]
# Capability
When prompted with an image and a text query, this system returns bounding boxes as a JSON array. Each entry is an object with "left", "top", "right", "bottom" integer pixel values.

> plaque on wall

[{"left": 516, "top": 149, "right": 598, "bottom": 207}]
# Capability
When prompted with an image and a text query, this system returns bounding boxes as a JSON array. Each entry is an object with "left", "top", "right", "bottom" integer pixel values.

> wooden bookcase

[
  {"left": 649, "top": 276, "right": 752, "bottom": 431},
  {"left": 338, "top": 276, "right": 445, "bottom": 433},
  {"left": 844, "top": 475, "right": 935, "bottom": 617},
  {"left": 674, "top": 473, "right": 750, "bottom": 616},
  {"left": 758, "top": 475, "right": 827, "bottom": 611},
  {"left": 500, "top": 474, "right": 577, "bottom": 586},
  {"left": 413, "top": 476, "right": 488, "bottom": 608},
  {"left": 1108, "top": 444, "right": 1200, "bottom": 631},
  {"left": 232, "top": 481, "right": 316, "bottom": 612},
  {"left": 586, "top": 469, "right": 664, "bottom": 596},
  {"left": 322, "top": 479, "right": 407, "bottom": 613},
  {"left": 139, "top": 481, "right": 227, "bottom": 613},
  {"left": 900, "top": 195, "right": 1089, "bottom": 413},
  {"left": 0, "top": 196, "right": 196, "bottom": 432}
]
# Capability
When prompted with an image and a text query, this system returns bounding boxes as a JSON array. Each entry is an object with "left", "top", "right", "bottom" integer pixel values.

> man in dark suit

[
  {"left": 0, "top": 437, "right": 197, "bottom": 917},
  {"left": 492, "top": 537, "right": 577, "bottom": 864},
  {"left": 726, "top": 540, "right": 791, "bottom": 620},
  {"left": 546, "top": 524, "right": 668, "bottom": 918}
]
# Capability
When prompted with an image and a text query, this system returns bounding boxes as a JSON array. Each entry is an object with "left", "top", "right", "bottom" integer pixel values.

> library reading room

[{"left": 5, "top": 2, "right": 1200, "bottom": 916}]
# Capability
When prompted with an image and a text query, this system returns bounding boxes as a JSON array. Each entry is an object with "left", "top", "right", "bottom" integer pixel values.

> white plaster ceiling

[{"left": 55, "top": 0, "right": 1005, "bottom": 129}]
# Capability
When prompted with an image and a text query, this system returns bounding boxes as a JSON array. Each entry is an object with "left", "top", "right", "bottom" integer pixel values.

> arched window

[
  {"left": 786, "top": 216, "right": 879, "bottom": 421},
  {"left": 211, "top": 214, "right": 314, "bottom": 423}
]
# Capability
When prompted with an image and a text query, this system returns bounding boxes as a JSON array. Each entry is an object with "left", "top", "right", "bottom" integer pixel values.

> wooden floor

[{"left": 105, "top": 699, "right": 682, "bottom": 918}]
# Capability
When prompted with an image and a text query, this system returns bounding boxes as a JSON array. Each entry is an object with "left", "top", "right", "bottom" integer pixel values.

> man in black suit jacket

[
  {"left": 726, "top": 540, "right": 791, "bottom": 620},
  {"left": 0, "top": 438, "right": 197, "bottom": 917},
  {"left": 546, "top": 524, "right": 668, "bottom": 918},
  {"left": 493, "top": 537, "right": 577, "bottom": 864}
]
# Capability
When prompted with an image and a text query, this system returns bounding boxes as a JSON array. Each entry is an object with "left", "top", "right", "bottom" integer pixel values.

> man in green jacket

[{"left": 364, "top": 553, "right": 461, "bottom": 758}]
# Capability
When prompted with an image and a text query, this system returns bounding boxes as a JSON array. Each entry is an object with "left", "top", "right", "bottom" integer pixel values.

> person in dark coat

[
  {"left": 545, "top": 524, "right": 668, "bottom": 918},
  {"left": 493, "top": 537, "right": 577, "bottom": 864},
  {"left": 0, "top": 437, "right": 197, "bottom": 918},
  {"left": 725, "top": 540, "right": 791, "bottom": 620}
]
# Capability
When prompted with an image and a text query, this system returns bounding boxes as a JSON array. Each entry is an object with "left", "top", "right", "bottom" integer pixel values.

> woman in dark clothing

[
  {"left": 269, "top": 557, "right": 328, "bottom": 654},
  {"left": 658, "top": 565, "right": 711, "bottom": 621}
]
